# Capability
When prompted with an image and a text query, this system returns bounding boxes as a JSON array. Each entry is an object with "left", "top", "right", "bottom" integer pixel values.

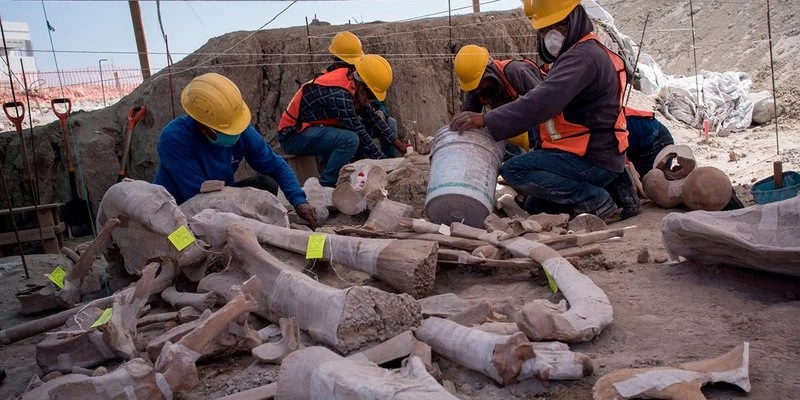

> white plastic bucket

[{"left": 425, "top": 126, "right": 504, "bottom": 227}]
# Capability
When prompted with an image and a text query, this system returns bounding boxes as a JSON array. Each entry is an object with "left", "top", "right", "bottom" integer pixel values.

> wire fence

[{"left": 0, "top": 65, "right": 143, "bottom": 92}]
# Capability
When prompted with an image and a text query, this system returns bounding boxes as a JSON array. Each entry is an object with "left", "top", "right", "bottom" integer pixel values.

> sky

[{"left": 2, "top": 0, "right": 523, "bottom": 73}]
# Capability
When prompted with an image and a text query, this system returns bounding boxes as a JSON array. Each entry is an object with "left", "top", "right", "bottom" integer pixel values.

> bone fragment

[
  {"left": 332, "top": 164, "right": 388, "bottom": 215},
  {"left": 58, "top": 218, "right": 120, "bottom": 306},
  {"left": 161, "top": 286, "right": 220, "bottom": 312},
  {"left": 363, "top": 198, "right": 413, "bottom": 232},
  {"left": 180, "top": 186, "right": 289, "bottom": 227},
  {"left": 346, "top": 330, "right": 416, "bottom": 365},
  {"left": 593, "top": 343, "right": 750, "bottom": 400},
  {"left": 252, "top": 317, "right": 303, "bottom": 364}
]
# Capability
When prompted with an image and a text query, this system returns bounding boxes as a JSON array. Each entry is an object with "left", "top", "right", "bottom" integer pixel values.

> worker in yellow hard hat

[
  {"left": 454, "top": 44, "right": 545, "bottom": 153},
  {"left": 277, "top": 55, "right": 406, "bottom": 187},
  {"left": 153, "top": 72, "right": 318, "bottom": 226},
  {"left": 322, "top": 31, "right": 365, "bottom": 74},
  {"left": 449, "top": 0, "right": 640, "bottom": 222}
]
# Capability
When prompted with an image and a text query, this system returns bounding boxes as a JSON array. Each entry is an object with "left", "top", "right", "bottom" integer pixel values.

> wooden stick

[
  {"left": 539, "top": 228, "right": 626, "bottom": 250},
  {"left": 437, "top": 245, "right": 601, "bottom": 268},
  {"left": 215, "top": 383, "right": 277, "bottom": 400}
]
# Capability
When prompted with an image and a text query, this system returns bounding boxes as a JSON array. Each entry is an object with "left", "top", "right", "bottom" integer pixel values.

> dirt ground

[{"left": 1, "top": 200, "right": 798, "bottom": 399}]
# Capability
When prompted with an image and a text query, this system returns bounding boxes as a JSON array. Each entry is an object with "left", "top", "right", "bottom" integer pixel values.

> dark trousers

[
  {"left": 233, "top": 175, "right": 279, "bottom": 195},
  {"left": 628, "top": 124, "right": 675, "bottom": 179}
]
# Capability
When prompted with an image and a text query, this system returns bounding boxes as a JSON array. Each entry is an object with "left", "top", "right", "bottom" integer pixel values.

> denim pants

[
  {"left": 278, "top": 126, "right": 359, "bottom": 187},
  {"left": 628, "top": 124, "right": 675, "bottom": 178},
  {"left": 500, "top": 149, "right": 618, "bottom": 218}
]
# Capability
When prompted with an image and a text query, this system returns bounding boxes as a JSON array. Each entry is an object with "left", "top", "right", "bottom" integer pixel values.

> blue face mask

[{"left": 208, "top": 130, "right": 240, "bottom": 147}]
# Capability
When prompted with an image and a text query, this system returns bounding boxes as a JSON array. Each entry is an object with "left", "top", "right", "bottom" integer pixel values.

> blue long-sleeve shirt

[{"left": 153, "top": 115, "right": 308, "bottom": 206}]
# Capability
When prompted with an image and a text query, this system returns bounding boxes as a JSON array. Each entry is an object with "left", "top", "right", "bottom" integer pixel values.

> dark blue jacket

[{"left": 153, "top": 115, "right": 307, "bottom": 206}]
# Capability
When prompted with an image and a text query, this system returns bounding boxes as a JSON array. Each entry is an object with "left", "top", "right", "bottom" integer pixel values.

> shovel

[
  {"left": 117, "top": 106, "right": 147, "bottom": 182},
  {"left": 52, "top": 98, "right": 94, "bottom": 237}
]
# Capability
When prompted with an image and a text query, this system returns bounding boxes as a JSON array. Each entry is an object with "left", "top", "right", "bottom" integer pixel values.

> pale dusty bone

[
  {"left": 539, "top": 228, "right": 625, "bottom": 250},
  {"left": 61, "top": 247, "right": 80, "bottom": 263},
  {"left": 102, "top": 262, "right": 159, "bottom": 359},
  {"left": 447, "top": 300, "right": 501, "bottom": 327},
  {"left": 681, "top": 166, "right": 733, "bottom": 211},
  {"left": 415, "top": 316, "right": 534, "bottom": 385},
  {"left": 17, "top": 284, "right": 65, "bottom": 316},
  {"left": 593, "top": 342, "right": 751, "bottom": 400},
  {"left": 472, "top": 244, "right": 504, "bottom": 259},
  {"left": 178, "top": 306, "right": 202, "bottom": 323},
  {"left": 190, "top": 210, "right": 438, "bottom": 298},
  {"left": 497, "top": 194, "right": 529, "bottom": 219},
  {"left": 519, "top": 349, "right": 594, "bottom": 381},
  {"left": 567, "top": 214, "right": 607, "bottom": 234},
  {"left": 437, "top": 247, "right": 600, "bottom": 269},
  {"left": 199, "top": 222, "right": 421, "bottom": 353},
  {"left": 179, "top": 186, "right": 290, "bottom": 227},
  {"left": 276, "top": 347, "right": 458, "bottom": 400},
  {"left": 528, "top": 213, "right": 570, "bottom": 231},
  {"left": 450, "top": 222, "right": 613, "bottom": 342},
  {"left": 363, "top": 198, "right": 413, "bottom": 232},
  {"left": 474, "top": 322, "right": 522, "bottom": 335},
  {"left": 252, "top": 317, "right": 303, "bottom": 364},
  {"left": 558, "top": 245, "right": 603, "bottom": 258},
  {"left": 411, "top": 339, "right": 433, "bottom": 372},
  {"left": 161, "top": 286, "right": 220, "bottom": 312},
  {"left": 97, "top": 180, "right": 206, "bottom": 276},
  {"left": 507, "top": 217, "right": 543, "bottom": 235},
  {"left": 336, "top": 226, "right": 487, "bottom": 251},
  {"left": 643, "top": 169, "right": 684, "bottom": 208},
  {"left": 332, "top": 164, "right": 388, "bottom": 215},
  {"left": 484, "top": 213, "right": 515, "bottom": 235},
  {"left": 626, "top": 163, "right": 646, "bottom": 199},
  {"left": 346, "top": 330, "right": 416, "bottom": 365},
  {"left": 397, "top": 217, "right": 450, "bottom": 235},
  {"left": 215, "top": 383, "right": 277, "bottom": 400},
  {"left": 137, "top": 311, "right": 179, "bottom": 328},
  {"left": 418, "top": 293, "right": 471, "bottom": 318},
  {"left": 303, "top": 177, "right": 334, "bottom": 225},
  {"left": 146, "top": 309, "right": 261, "bottom": 362},
  {"left": 199, "top": 180, "right": 225, "bottom": 193},
  {"left": 652, "top": 144, "right": 697, "bottom": 181},
  {"left": 59, "top": 218, "right": 120, "bottom": 307}
]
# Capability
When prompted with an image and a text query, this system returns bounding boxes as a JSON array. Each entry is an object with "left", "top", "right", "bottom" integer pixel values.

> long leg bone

[
  {"left": 198, "top": 222, "right": 421, "bottom": 353},
  {"left": 450, "top": 222, "right": 613, "bottom": 342},
  {"left": 58, "top": 218, "right": 120, "bottom": 306},
  {"left": 276, "top": 346, "right": 457, "bottom": 400},
  {"left": 179, "top": 186, "right": 290, "bottom": 227},
  {"left": 593, "top": 343, "right": 751, "bottom": 400},
  {"left": 190, "top": 210, "right": 438, "bottom": 298},
  {"left": 161, "top": 286, "right": 221, "bottom": 312}
]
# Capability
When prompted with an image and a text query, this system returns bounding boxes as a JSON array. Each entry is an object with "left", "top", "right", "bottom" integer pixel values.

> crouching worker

[
  {"left": 277, "top": 54, "right": 407, "bottom": 187},
  {"left": 153, "top": 72, "right": 317, "bottom": 226},
  {"left": 454, "top": 44, "right": 545, "bottom": 156},
  {"left": 624, "top": 107, "right": 675, "bottom": 178},
  {"left": 449, "top": 0, "right": 639, "bottom": 222}
]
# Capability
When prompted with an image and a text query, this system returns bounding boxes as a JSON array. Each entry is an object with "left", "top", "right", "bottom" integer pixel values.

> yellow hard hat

[
  {"left": 529, "top": 0, "right": 580, "bottom": 29},
  {"left": 507, "top": 132, "right": 530, "bottom": 151},
  {"left": 522, "top": 0, "right": 535, "bottom": 18},
  {"left": 354, "top": 54, "right": 393, "bottom": 102},
  {"left": 454, "top": 45, "right": 490, "bottom": 92},
  {"left": 329, "top": 31, "right": 364, "bottom": 65},
  {"left": 180, "top": 73, "right": 251, "bottom": 135}
]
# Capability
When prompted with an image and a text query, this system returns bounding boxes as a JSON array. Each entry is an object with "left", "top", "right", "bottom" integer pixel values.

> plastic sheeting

[{"left": 662, "top": 195, "right": 800, "bottom": 277}]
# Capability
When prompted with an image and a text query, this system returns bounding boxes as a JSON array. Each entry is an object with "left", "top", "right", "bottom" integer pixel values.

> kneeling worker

[
  {"left": 278, "top": 54, "right": 406, "bottom": 187},
  {"left": 153, "top": 73, "right": 317, "bottom": 226},
  {"left": 455, "top": 44, "right": 545, "bottom": 152}
]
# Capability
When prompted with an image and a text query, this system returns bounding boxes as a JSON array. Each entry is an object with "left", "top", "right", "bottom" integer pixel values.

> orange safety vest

[
  {"left": 278, "top": 68, "right": 356, "bottom": 133},
  {"left": 623, "top": 107, "right": 655, "bottom": 119},
  {"left": 491, "top": 59, "right": 545, "bottom": 100},
  {"left": 539, "top": 33, "right": 629, "bottom": 157}
]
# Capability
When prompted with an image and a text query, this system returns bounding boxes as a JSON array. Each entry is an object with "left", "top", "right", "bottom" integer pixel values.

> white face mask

[{"left": 544, "top": 30, "right": 565, "bottom": 57}]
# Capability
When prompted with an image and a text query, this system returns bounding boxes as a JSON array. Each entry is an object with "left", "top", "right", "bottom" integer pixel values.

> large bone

[
  {"left": 415, "top": 317, "right": 592, "bottom": 385},
  {"left": 161, "top": 286, "right": 221, "bottom": 312},
  {"left": 97, "top": 180, "right": 206, "bottom": 276},
  {"left": 450, "top": 222, "right": 613, "bottom": 342},
  {"left": 190, "top": 210, "right": 438, "bottom": 298},
  {"left": 58, "top": 218, "right": 120, "bottom": 306},
  {"left": 199, "top": 222, "right": 421, "bottom": 353},
  {"left": 332, "top": 164, "right": 388, "bottom": 215},
  {"left": 363, "top": 198, "right": 413, "bottom": 232},
  {"left": 179, "top": 186, "right": 290, "bottom": 227},
  {"left": 23, "top": 277, "right": 260, "bottom": 400},
  {"left": 593, "top": 343, "right": 751, "bottom": 400},
  {"left": 276, "top": 347, "right": 457, "bottom": 400},
  {"left": 495, "top": 185, "right": 528, "bottom": 219}
]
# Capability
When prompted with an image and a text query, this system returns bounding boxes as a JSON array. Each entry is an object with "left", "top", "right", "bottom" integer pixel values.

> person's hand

[
  {"left": 449, "top": 112, "right": 485, "bottom": 133},
  {"left": 295, "top": 203, "right": 318, "bottom": 228}
]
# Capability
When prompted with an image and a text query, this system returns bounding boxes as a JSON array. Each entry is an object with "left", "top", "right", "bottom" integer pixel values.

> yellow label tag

[
  {"left": 47, "top": 266, "right": 66, "bottom": 289},
  {"left": 167, "top": 225, "right": 196, "bottom": 251},
  {"left": 306, "top": 233, "right": 326, "bottom": 260},
  {"left": 544, "top": 269, "right": 559, "bottom": 294},
  {"left": 91, "top": 308, "right": 113, "bottom": 328}
]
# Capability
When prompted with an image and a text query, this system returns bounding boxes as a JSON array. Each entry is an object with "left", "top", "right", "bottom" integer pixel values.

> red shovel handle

[
  {"left": 3, "top": 101, "right": 25, "bottom": 128},
  {"left": 127, "top": 106, "right": 146, "bottom": 127},
  {"left": 51, "top": 98, "right": 72, "bottom": 126}
]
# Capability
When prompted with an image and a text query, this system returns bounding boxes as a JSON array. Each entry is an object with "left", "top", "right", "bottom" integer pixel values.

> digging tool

[
  {"left": 3, "top": 101, "right": 47, "bottom": 249},
  {"left": 117, "top": 106, "right": 146, "bottom": 182},
  {"left": 20, "top": 60, "right": 42, "bottom": 202},
  {"left": 0, "top": 160, "right": 30, "bottom": 279},
  {"left": 52, "top": 98, "right": 94, "bottom": 237}
]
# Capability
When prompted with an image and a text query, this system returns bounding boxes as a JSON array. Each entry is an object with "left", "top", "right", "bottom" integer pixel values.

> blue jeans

[
  {"left": 278, "top": 126, "right": 358, "bottom": 187},
  {"left": 500, "top": 149, "right": 618, "bottom": 218}
]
